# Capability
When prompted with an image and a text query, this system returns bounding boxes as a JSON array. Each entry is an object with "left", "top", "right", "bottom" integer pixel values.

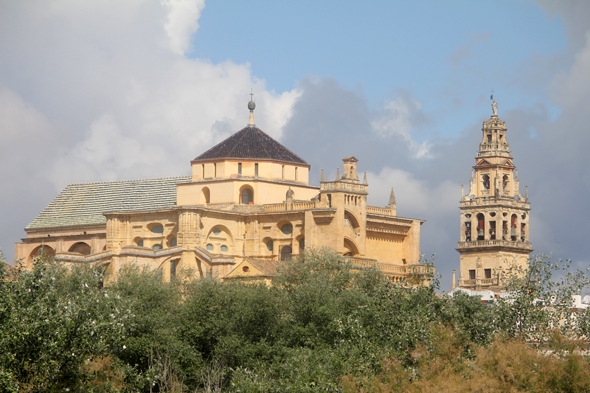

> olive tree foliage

[
  {"left": 0, "top": 251, "right": 133, "bottom": 392},
  {"left": 494, "top": 255, "right": 590, "bottom": 341},
  {"left": 0, "top": 249, "right": 588, "bottom": 392}
]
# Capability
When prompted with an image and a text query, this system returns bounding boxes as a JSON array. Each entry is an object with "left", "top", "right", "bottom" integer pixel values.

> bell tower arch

[{"left": 455, "top": 101, "right": 532, "bottom": 290}]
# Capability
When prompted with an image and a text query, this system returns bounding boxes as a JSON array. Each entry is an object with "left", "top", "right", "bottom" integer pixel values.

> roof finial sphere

[{"left": 248, "top": 100, "right": 256, "bottom": 111}]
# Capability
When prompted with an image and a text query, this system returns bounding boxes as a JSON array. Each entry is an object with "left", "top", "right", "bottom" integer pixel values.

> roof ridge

[{"left": 63, "top": 175, "right": 191, "bottom": 187}]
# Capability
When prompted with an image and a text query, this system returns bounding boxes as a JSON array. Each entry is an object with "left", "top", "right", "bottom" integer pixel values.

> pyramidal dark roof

[{"left": 194, "top": 126, "right": 308, "bottom": 165}]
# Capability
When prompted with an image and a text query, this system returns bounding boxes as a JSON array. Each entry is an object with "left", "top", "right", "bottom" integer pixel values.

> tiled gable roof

[
  {"left": 248, "top": 259, "right": 281, "bottom": 276},
  {"left": 26, "top": 176, "right": 191, "bottom": 230},
  {"left": 194, "top": 126, "right": 308, "bottom": 165}
]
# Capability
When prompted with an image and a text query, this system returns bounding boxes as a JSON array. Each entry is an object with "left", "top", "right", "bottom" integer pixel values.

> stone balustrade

[
  {"left": 350, "top": 258, "right": 435, "bottom": 276},
  {"left": 263, "top": 201, "right": 316, "bottom": 212},
  {"left": 457, "top": 240, "right": 532, "bottom": 250},
  {"left": 366, "top": 206, "right": 394, "bottom": 216},
  {"left": 458, "top": 277, "right": 499, "bottom": 287}
]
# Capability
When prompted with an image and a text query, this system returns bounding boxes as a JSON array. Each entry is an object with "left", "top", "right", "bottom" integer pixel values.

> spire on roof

[
  {"left": 248, "top": 90, "right": 256, "bottom": 127},
  {"left": 388, "top": 188, "right": 396, "bottom": 208}
]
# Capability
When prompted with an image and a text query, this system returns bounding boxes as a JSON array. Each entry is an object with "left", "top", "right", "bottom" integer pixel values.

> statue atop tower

[{"left": 455, "top": 100, "right": 532, "bottom": 290}]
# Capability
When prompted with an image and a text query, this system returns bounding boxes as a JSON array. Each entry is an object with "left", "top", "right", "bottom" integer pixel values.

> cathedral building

[
  {"left": 454, "top": 101, "right": 532, "bottom": 290},
  {"left": 15, "top": 100, "right": 432, "bottom": 283}
]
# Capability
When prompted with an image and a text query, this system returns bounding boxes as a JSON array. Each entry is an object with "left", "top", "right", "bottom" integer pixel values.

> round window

[
  {"left": 243, "top": 266, "right": 250, "bottom": 272},
  {"left": 281, "top": 223, "right": 293, "bottom": 235},
  {"left": 150, "top": 225, "right": 164, "bottom": 234},
  {"left": 212, "top": 228, "right": 221, "bottom": 235}
]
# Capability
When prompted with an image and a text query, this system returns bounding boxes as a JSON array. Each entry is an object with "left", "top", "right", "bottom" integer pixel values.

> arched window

[
  {"left": 30, "top": 245, "right": 56, "bottom": 260},
  {"left": 168, "top": 237, "right": 177, "bottom": 247},
  {"left": 153, "top": 244, "right": 163, "bottom": 251},
  {"left": 482, "top": 175, "right": 490, "bottom": 190},
  {"left": 206, "top": 244, "right": 214, "bottom": 251},
  {"left": 266, "top": 240, "right": 274, "bottom": 252},
  {"left": 299, "top": 238, "right": 305, "bottom": 251},
  {"left": 280, "top": 246, "right": 292, "bottom": 261},
  {"left": 69, "top": 242, "right": 91, "bottom": 255},
  {"left": 241, "top": 188, "right": 253, "bottom": 204},
  {"left": 201, "top": 187, "right": 210, "bottom": 204},
  {"left": 511, "top": 214, "right": 517, "bottom": 241},
  {"left": 477, "top": 213, "right": 485, "bottom": 241},
  {"left": 343, "top": 239, "right": 359, "bottom": 256},
  {"left": 220, "top": 245, "right": 228, "bottom": 252}
]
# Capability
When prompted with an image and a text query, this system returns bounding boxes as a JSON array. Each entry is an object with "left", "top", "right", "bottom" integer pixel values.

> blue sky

[
  {"left": 192, "top": 0, "right": 565, "bottom": 132},
  {"left": 1, "top": 0, "right": 590, "bottom": 291}
]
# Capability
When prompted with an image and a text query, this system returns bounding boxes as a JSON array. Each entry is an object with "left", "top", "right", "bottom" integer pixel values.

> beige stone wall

[
  {"left": 177, "top": 179, "right": 318, "bottom": 206},
  {"left": 192, "top": 159, "right": 310, "bottom": 184},
  {"left": 366, "top": 235, "right": 406, "bottom": 264},
  {"left": 17, "top": 156, "right": 427, "bottom": 284}
]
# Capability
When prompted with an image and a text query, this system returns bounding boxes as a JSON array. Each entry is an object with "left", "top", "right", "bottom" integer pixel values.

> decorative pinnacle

[
  {"left": 388, "top": 188, "right": 396, "bottom": 207},
  {"left": 363, "top": 171, "right": 368, "bottom": 185},
  {"left": 336, "top": 167, "right": 340, "bottom": 180},
  {"left": 247, "top": 90, "right": 256, "bottom": 127},
  {"left": 321, "top": 168, "right": 325, "bottom": 182}
]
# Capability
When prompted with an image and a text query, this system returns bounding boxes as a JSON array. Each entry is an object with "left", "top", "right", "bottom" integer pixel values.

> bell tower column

[{"left": 456, "top": 101, "right": 532, "bottom": 290}]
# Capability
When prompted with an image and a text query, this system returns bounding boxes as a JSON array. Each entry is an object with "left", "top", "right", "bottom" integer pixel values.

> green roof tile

[{"left": 26, "top": 176, "right": 191, "bottom": 230}]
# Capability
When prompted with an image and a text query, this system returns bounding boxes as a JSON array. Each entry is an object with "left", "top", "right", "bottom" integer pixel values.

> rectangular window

[
  {"left": 327, "top": 194, "right": 332, "bottom": 207},
  {"left": 295, "top": 167, "right": 298, "bottom": 181},
  {"left": 282, "top": 165, "right": 285, "bottom": 179},
  {"left": 170, "top": 259, "right": 178, "bottom": 281},
  {"left": 238, "top": 163, "right": 242, "bottom": 176},
  {"left": 469, "top": 269, "right": 476, "bottom": 280},
  {"left": 214, "top": 163, "right": 217, "bottom": 178},
  {"left": 484, "top": 269, "right": 492, "bottom": 279},
  {"left": 255, "top": 163, "right": 258, "bottom": 177}
]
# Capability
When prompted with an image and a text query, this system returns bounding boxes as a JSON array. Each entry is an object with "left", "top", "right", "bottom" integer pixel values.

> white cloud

[
  {"left": 162, "top": 0, "right": 206, "bottom": 55},
  {"left": 366, "top": 167, "right": 459, "bottom": 218},
  {"left": 371, "top": 96, "right": 432, "bottom": 158},
  {"left": 553, "top": 31, "right": 590, "bottom": 110},
  {"left": 0, "top": 1, "right": 302, "bottom": 262}
]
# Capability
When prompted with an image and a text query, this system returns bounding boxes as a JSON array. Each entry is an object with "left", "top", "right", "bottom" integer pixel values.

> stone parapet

[
  {"left": 320, "top": 181, "right": 368, "bottom": 194},
  {"left": 457, "top": 239, "right": 532, "bottom": 251},
  {"left": 366, "top": 206, "right": 394, "bottom": 216},
  {"left": 460, "top": 198, "right": 530, "bottom": 209}
]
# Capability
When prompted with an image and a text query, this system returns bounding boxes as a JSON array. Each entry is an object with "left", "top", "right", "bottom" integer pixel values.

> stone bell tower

[{"left": 455, "top": 101, "right": 532, "bottom": 290}]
